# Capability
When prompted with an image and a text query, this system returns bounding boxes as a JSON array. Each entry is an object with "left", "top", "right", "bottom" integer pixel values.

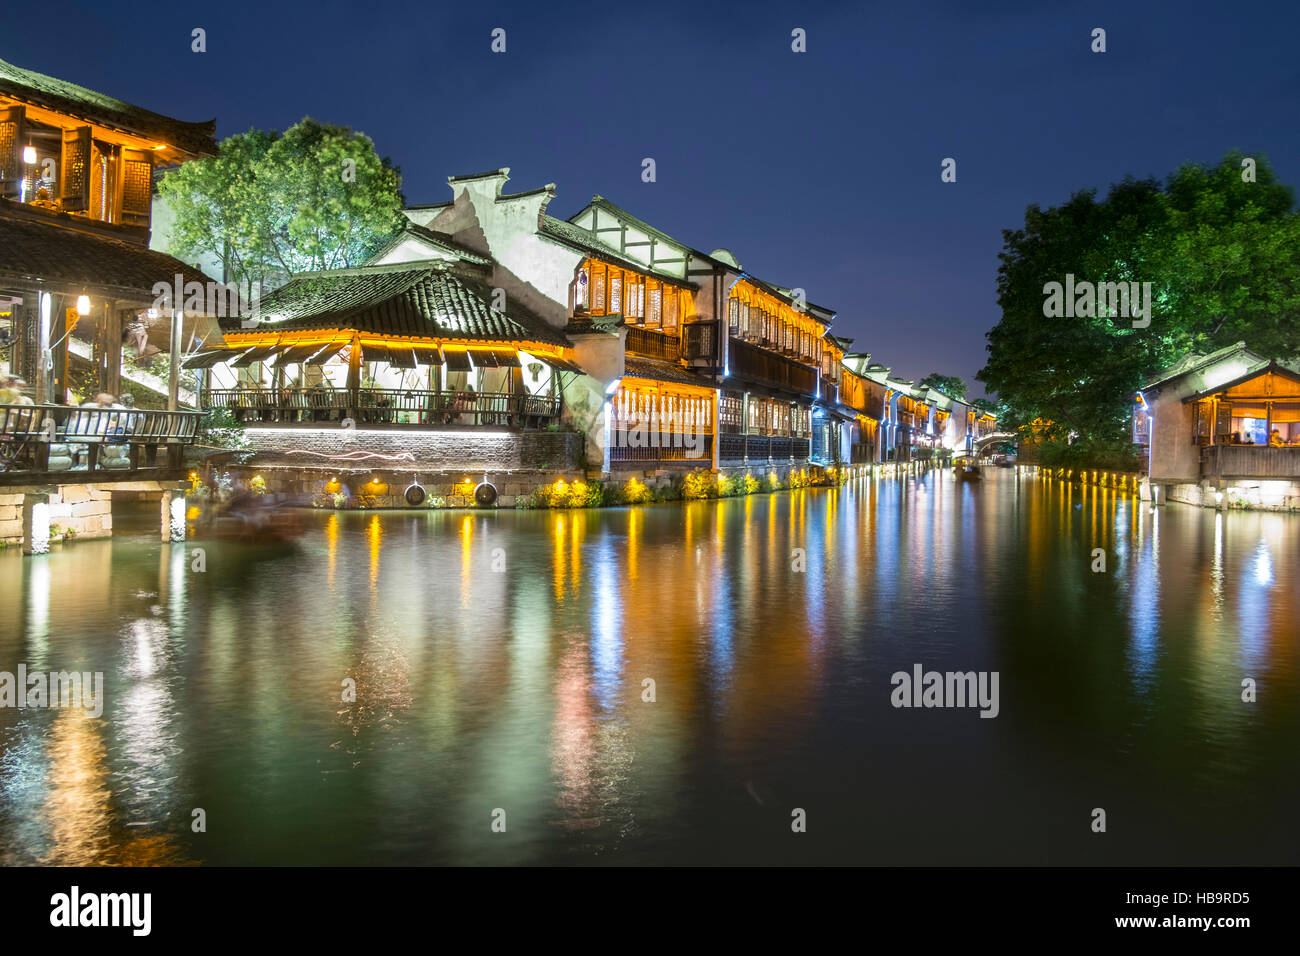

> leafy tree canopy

[
  {"left": 157, "top": 118, "right": 405, "bottom": 290},
  {"left": 917, "top": 373, "right": 968, "bottom": 400},
  {"left": 978, "top": 151, "right": 1300, "bottom": 450}
]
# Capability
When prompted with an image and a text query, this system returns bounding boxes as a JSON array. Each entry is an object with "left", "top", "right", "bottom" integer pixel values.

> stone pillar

[
  {"left": 21, "top": 492, "right": 51, "bottom": 555},
  {"left": 168, "top": 309, "right": 183, "bottom": 411},
  {"left": 160, "top": 484, "right": 186, "bottom": 542},
  {"left": 34, "top": 292, "right": 52, "bottom": 406},
  {"left": 711, "top": 389, "right": 720, "bottom": 472}
]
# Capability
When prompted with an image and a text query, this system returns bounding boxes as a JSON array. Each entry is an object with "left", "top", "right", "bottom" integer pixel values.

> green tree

[
  {"left": 917, "top": 373, "right": 967, "bottom": 400},
  {"left": 978, "top": 152, "right": 1300, "bottom": 456},
  {"left": 157, "top": 118, "right": 404, "bottom": 289}
]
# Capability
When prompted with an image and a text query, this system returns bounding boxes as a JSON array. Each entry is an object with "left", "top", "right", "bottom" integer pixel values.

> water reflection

[{"left": 0, "top": 471, "right": 1298, "bottom": 865}]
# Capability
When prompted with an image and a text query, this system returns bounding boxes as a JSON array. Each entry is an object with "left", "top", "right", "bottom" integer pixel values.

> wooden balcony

[
  {"left": 625, "top": 325, "right": 681, "bottom": 362},
  {"left": 206, "top": 387, "right": 561, "bottom": 429},
  {"left": 1200, "top": 444, "right": 1300, "bottom": 479},
  {"left": 0, "top": 404, "right": 201, "bottom": 481},
  {"left": 728, "top": 339, "right": 818, "bottom": 395}
]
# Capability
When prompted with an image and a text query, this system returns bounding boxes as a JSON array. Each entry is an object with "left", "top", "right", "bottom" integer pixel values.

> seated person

[{"left": 1269, "top": 429, "right": 1285, "bottom": 447}]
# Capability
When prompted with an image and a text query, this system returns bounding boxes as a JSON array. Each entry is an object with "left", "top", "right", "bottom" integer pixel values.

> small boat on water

[
  {"left": 196, "top": 492, "right": 308, "bottom": 546},
  {"left": 956, "top": 461, "right": 983, "bottom": 482}
]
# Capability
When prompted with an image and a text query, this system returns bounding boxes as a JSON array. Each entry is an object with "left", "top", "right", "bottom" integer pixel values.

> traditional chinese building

[
  {"left": 0, "top": 56, "right": 217, "bottom": 548},
  {"left": 1138, "top": 342, "right": 1300, "bottom": 509}
]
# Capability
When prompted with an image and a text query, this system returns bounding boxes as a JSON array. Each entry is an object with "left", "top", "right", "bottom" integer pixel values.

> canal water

[{"left": 1, "top": 469, "right": 1298, "bottom": 865}]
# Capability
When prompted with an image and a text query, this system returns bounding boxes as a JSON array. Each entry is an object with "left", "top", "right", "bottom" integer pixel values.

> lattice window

[
  {"left": 60, "top": 128, "right": 90, "bottom": 210},
  {"left": 609, "top": 271, "right": 621, "bottom": 314},
  {"left": 728, "top": 297, "right": 739, "bottom": 334},
  {"left": 719, "top": 394, "right": 742, "bottom": 429},
  {"left": 647, "top": 286, "right": 661, "bottom": 327},
  {"left": 121, "top": 158, "right": 151, "bottom": 216},
  {"left": 664, "top": 289, "right": 678, "bottom": 329},
  {"left": 593, "top": 269, "right": 605, "bottom": 313},
  {"left": 0, "top": 120, "right": 18, "bottom": 182}
]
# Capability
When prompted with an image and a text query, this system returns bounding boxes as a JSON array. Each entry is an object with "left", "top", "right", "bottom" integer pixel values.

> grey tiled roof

[
  {"left": 622, "top": 358, "right": 714, "bottom": 388},
  {"left": 0, "top": 204, "right": 214, "bottom": 301},
  {"left": 0, "top": 56, "right": 217, "bottom": 156},
  {"left": 247, "top": 263, "right": 570, "bottom": 347}
]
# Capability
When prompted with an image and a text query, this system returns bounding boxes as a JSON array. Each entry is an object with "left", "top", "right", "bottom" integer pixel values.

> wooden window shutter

[
  {"left": 0, "top": 106, "right": 25, "bottom": 196},
  {"left": 120, "top": 148, "right": 152, "bottom": 218},
  {"left": 60, "top": 127, "right": 91, "bottom": 210}
]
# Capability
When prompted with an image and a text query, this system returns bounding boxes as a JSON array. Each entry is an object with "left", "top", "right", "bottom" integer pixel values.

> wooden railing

[
  {"left": 625, "top": 326, "right": 682, "bottom": 362},
  {"left": 205, "top": 388, "right": 560, "bottom": 428},
  {"left": 0, "top": 404, "right": 201, "bottom": 476},
  {"left": 1201, "top": 444, "right": 1300, "bottom": 479},
  {"left": 728, "top": 339, "right": 818, "bottom": 394}
]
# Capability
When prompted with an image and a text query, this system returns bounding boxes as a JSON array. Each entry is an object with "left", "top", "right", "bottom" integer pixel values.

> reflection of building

[{"left": 1139, "top": 342, "right": 1300, "bottom": 509}]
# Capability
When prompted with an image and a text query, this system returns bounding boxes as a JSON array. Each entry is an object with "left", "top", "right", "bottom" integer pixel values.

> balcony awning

[
  {"left": 304, "top": 343, "right": 345, "bottom": 365},
  {"left": 359, "top": 342, "right": 391, "bottom": 365},
  {"left": 542, "top": 355, "right": 584, "bottom": 374},
  {"left": 411, "top": 346, "right": 443, "bottom": 365},
  {"left": 230, "top": 345, "right": 284, "bottom": 367},
  {"left": 491, "top": 349, "right": 521, "bottom": 367},
  {"left": 182, "top": 346, "right": 251, "bottom": 369},
  {"left": 384, "top": 346, "right": 418, "bottom": 369},
  {"left": 274, "top": 343, "right": 329, "bottom": 366},
  {"left": 442, "top": 348, "right": 472, "bottom": 371},
  {"left": 472, "top": 350, "right": 500, "bottom": 367}
]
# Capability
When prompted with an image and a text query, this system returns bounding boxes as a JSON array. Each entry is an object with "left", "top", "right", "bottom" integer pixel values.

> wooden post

[
  {"left": 346, "top": 333, "right": 361, "bottom": 420},
  {"left": 96, "top": 300, "right": 117, "bottom": 395},
  {"left": 106, "top": 307, "right": 122, "bottom": 398},
  {"left": 53, "top": 305, "right": 69, "bottom": 403}
]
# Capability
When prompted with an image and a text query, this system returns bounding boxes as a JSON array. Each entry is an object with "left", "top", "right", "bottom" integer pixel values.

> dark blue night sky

[{"left": 7, "top": 0, "right": 1298, "bottom": 395}]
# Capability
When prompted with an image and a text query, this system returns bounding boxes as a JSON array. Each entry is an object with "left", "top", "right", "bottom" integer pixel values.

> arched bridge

[{"left": 974, "top": 432, "right": 1017, "bottom": 453}]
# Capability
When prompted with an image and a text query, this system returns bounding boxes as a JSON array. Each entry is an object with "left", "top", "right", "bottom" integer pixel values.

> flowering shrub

[
  {"left": 621, "top": 477, "right": 652, "bottom": 504},
  {"left": 682, "top": 470, "right": 716, "bottom": 499},
  {"left": 536, "top": 478, "right": 606, "bottom": 508}
]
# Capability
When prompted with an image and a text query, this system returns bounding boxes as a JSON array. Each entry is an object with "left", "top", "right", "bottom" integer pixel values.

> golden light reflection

[
  {"left": 460, "top": 515, "right": 473, "bottom": 608},
  {"left": 627, "top": 506, "right": 641, "bottom": 580},
  {"left": 325, "top": 513, "right": 338, "bottom": 587},
  {"left": 41, "top": 708, "right": 111, "bottom": 865},
  {"left": 367, "top": 514, "right": 382, "bottom": 590}
]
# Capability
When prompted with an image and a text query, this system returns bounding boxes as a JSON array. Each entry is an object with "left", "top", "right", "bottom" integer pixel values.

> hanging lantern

[
  {"left": 76, "top": 295, "right": 91, "bottom": 316},
  {"left": 22, "top": 145, "right": 36, "bottom": 164}
]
